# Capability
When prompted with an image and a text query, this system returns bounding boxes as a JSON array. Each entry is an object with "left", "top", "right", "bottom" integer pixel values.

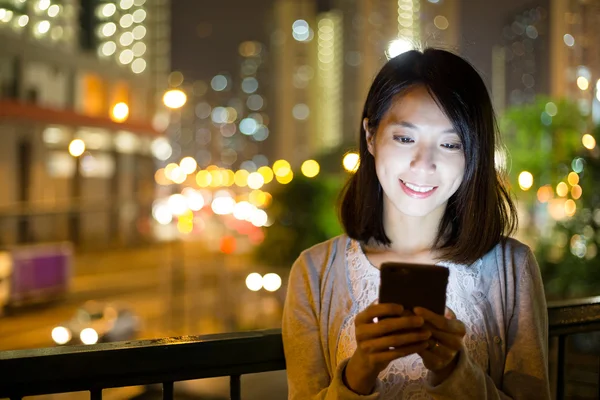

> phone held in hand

[{"left": 379, "top": 262, "right": 450, "bottom": 316}]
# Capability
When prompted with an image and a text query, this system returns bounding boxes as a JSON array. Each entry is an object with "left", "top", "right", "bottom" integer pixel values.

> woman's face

[{"left": 365, "top": 85, "right": 466, "bottom": 219}]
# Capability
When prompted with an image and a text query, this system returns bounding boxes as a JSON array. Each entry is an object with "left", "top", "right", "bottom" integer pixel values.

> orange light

[{"left": 220, "top": 236, "right": 236, "bottom": 254}]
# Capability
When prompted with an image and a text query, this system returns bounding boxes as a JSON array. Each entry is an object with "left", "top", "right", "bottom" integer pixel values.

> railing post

[
  {"left": 90, "top": 388, "right": 102, "bottom": 400},
  {"left": 556, "top": 335, "right": 566, "bottom": 400},
  {"left": 230, "top": 374, "right": 241, "bottom": 400},
  {"left": 163, "top": 382, "right": 174, "bottom": 400}
]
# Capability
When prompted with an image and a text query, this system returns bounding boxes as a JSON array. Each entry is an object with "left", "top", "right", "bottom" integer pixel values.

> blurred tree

[
  {"left": 254, "top": 174, "right": 345, "bottom": 267},
  {"left": 501, "top": 97, "right": 600, "bottom": 299}
]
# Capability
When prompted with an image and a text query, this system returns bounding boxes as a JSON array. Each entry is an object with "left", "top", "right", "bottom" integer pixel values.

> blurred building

[
  {"left": 269, "top": 0, "right": 462, "bottom": 168},
  {"left": 497, "top": 0, "right": 600, "bottom": 122},
  {"left": 0, "top": 0, "right": 170, "bottom": 249},
  {"left": 549, "top": 0, "right": 600, "bottom": 123}
]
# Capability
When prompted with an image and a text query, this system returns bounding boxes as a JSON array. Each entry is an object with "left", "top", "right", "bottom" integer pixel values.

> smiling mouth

[{"left": 400, "top": 179, "right": 437, "bottom": 193}]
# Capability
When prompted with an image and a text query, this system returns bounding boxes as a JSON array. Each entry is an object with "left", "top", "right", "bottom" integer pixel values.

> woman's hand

[
  {"left": 414, "top": 307, "right": 466, "bottom": 385},
  {"left": 344, "top": 303, "right": 432, "bottom": 394}
]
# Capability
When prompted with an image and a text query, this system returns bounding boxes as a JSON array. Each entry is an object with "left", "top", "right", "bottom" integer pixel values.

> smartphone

[{"left": 379, "top": 262, "right": 449, "bottom": 316}]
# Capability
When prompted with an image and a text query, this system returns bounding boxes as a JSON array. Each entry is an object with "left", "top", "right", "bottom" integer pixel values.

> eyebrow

[{"left": 390, "top": 121, "right": 457, "bottom": 134}]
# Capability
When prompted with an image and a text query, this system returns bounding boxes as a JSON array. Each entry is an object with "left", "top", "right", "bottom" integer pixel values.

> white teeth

[{"left": 404, "top": 182, "right": 434, "bottom": 193}]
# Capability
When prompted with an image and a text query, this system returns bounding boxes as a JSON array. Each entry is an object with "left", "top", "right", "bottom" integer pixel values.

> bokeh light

[
  {"left": 582, "top": 134, "right": 596, "bottom": 150},
  {"left": 556, "top": 182, "right": 569, "bottom": 197},
  {"left": 301, "top": 160, "right": 320, "bottom": 178},
  {"left": 68, "top": 139, "right": 85, "bottom": 157},
  {"left": 518, "top": 171, "right": 533, "bottom": 191},
  {"left": 111, "top": 102, "right": 129, "bottom": 122},
  {"left": 163, "top": 89, "right": 187, "bottom": 109},
  {"left": 246, "top": 273, "right": 263, "bottom": 291},
  {"left": 343, "top": 152, "right": 360, "bottom": 172},
  {"left": 273, "top": 160, "right": 291, "bottom": 177}
]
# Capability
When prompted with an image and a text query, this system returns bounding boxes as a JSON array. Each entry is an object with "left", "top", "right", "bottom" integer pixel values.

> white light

[
  {"left": 151, "top": 137, "right": 172, "bottom": 160},
  {"left": 387, "top": 38, "right": 413, "bottom": 59},
  {"left": 119, "top": 31, "right": 134, "bottom": 46},
  {"left": 168, "top": 194, "right": 189, "bottom": 216},
  {"left": 251, "top": 209, "right": 268, "bottom": 227},
  {"left": 152, "top": 202, "right": 173, "bottom": 225},
  {"left": 563, "top": 34, "right": 575, "bottom": 47},
  {"left": 119, "top": 0, "right": 134, "bottom": 10},
  {"left": 292, "top": 104, "right": 310, "bottom": 120},
  {"left": 132, "top": 25, "right": 146, "bottom": 40},
  {"left": 0, "top": 9, "right": 12, "bottom": 23},
  {"left": 233, "top": 201, "right": 255, "bottom": 221},
  {"left": 131, "top": 58, "right": 146, "bottom": 73},
  {"left": 246, "top": 273, "right": 263, "bottom": 291},
  {"left": 239, "top": 118, "right": 258, "bottom": 135},
  {"left": 101, "top": 3, "right": 116, "bottom": 17},
  {"left": 80, "top": 328, "right": 99, "bottom": 345},
  {"left": 292, "top": 19, "right": 310, "bottom": 41},
  {"left": 247, "top": 172, "right": 264, "bottom": 190},
  {"left": 211, "top": 196, "right": 235, "bottom": 215},
  {"left": 132, "top": 42, "right": 146, "bottom": 56},
  {"left": 183, "top": 189, "right": 205, "bottom": 211},
  {"left": 68, "top": 139, "right": 86, "bottom": 157},
  {"left": 17, "top": 15, "right": 29, "bottom": 27},
  {"left": 119, "top": 14, "right": 133, "bottom": 28},
  {"left": 47, "top": 4, "right": 60, "bottom": 17},
  {"left": 132, "top": 9, "right": 146, "bottom": 23},
  {"left": 180, "top": 156, "right": 198, "bottom": 174},
  {"left": 119, "top": 49, "right": 134, "bottom": 64},
  {"left": 101, "top": 22, "right": 117, "bottom": 37},
  {"left": 211, "top": 75, "right": 228, "bottom": 91},
  {"left": 101, "top": 41, "right": 117, "bottom": 56},
  {"left": 38, "top": 0, "right": 51, "bottom": 11},
  {"left": 262, "top": 273, "right": 282, "bottom": 292},
  {"left": 51, "top": 326, "right": 71, "bottom": 345},
  {"left": 36, "top": 20, "right": 50, "bottom": 34}
]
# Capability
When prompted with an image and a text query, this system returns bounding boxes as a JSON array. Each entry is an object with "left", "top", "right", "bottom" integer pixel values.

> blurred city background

[{"left": 0, "top": 0, "right": 599, "bottom": 399}]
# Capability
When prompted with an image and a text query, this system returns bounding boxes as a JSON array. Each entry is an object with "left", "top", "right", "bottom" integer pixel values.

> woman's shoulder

[
  {"left": 291, "top": 234, "right": 349, "bottom": 277},
  {"left": 482, "top": 236, "right": 537, "bottom": 274}
]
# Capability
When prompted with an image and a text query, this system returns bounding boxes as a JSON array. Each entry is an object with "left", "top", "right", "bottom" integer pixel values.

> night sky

[{"left": 171, "top": 0, "right": 539, "bottom": 90}]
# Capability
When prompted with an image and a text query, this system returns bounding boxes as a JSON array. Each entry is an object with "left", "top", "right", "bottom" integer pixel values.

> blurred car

[{"left": 51, "top": 300, "right": 141, "bottom": 346}]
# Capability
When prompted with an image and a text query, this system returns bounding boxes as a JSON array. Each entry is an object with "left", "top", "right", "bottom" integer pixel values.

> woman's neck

[{"left": 380, "top": 198, "right": 446, "bottom": 256}]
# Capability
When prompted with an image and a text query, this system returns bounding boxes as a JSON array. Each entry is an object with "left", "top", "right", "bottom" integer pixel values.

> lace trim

[{"left": 335, "top": 238, "right": 489, "bottom": 399}]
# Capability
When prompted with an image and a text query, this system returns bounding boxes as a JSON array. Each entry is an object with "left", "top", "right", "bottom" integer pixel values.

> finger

[
  {"left": 419, "top": 348, "right": 450, "bottom": 371},
  {"left": 355, "top": 303, "right": 405, "bottom": 325},
  {"left": 359, "top": 331, "right": 431, "bottom": 353},
  {"left": 355, "top": 316, "right": 425, "bottom": 341},
  {"left": 374, "top": 341, "right": 430, "bottom": 364},
  {"left": 444, "top": 307, "right": 456, "bottom": 319},
  {"left": 414, "top": 307, "right": 466, "bottom": 335},
  {"left": 429, "top": 329, "right": 465, "bottom": 350}
]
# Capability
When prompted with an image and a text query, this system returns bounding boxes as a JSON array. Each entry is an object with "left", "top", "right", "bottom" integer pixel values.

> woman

[{"left": 282, "top": 48, "right": 550, "bottom": 399}]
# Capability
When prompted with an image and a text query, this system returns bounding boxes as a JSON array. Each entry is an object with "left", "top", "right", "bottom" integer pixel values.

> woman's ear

[{"left": 364, "top": 118, "right": 375, "bottom": 156}]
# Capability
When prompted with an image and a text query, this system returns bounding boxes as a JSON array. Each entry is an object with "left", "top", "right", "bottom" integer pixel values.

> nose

[{"left": 409, "top": 144, "right": 436, "bottom": 175}]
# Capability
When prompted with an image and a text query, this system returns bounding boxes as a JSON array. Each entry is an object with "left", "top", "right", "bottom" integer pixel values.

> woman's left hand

[{"left": 413, "top": 307, "right": 466, "bottom": 384}]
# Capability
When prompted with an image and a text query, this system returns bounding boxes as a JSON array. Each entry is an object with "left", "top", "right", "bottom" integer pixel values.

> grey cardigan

[{"left": 282, "top": 234, "right": 551, "bottom": 399}]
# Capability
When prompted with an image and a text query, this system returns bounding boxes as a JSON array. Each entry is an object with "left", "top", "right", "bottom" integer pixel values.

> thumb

[{"left": 445, "top": 307, "right": 456, "bottom": 319}]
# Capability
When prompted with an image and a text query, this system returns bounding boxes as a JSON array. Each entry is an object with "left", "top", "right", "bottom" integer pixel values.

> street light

[
  {"left": 386, "top": 38, "right": 412, "bottom": 59},
  {"left": 163, "top": 89, "right": 187, "bottom": 109},
  {"left": 68, "top": 139, "right": 85, "bottom": 157},
  {"left": 111, "top": 102, "right": 129, "bottom": 122}
]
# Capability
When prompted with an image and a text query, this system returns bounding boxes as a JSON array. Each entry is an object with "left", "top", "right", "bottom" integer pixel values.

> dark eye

[
  {"left": 441, "top": 143, "right": 462, "bottom": 150},
  {"left": 393, "top": 136, "right": 414, "bottom": 144}
]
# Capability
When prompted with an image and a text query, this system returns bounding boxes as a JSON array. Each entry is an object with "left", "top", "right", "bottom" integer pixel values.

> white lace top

[{"left": 336, "top": 239, "right": 489, "bottom": 399}]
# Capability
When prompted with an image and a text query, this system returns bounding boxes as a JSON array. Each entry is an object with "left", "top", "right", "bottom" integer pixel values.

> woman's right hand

[{"left": 343, "top": 303, "right": 432, "bottom": 395}]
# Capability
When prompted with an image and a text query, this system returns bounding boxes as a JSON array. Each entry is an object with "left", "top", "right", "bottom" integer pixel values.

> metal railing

[
  {"left": 548, "top": 296, "right": 600, "bottom": 399},
  {"left": 0, "top": 298, "right": 599, "bottom": 400}
]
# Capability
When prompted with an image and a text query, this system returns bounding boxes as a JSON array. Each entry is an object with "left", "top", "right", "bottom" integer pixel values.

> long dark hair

[{"left": 339, "top": 48, "right": 517, "bottom": 265}]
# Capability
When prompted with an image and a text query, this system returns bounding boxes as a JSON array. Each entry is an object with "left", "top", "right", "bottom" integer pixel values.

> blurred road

[{"left": 0, "top": 241, "right": 289, "bottom": 399}]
